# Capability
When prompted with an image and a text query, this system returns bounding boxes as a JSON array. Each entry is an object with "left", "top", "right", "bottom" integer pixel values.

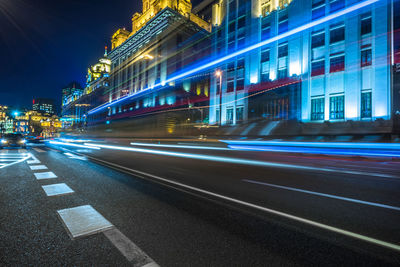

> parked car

[{"left": 0, "top": 133, "right": 27, "bottom": 149}]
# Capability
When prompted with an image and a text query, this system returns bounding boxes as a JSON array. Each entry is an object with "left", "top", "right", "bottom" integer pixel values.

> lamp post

[{"left": 215, "top": 70, "right": 222, "bottom": 125}]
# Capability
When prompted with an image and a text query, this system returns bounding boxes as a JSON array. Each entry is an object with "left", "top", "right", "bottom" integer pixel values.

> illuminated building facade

[
  {"left": 61, "top": 52, "right": 110, "bottom": 127},
  {"left": 62, "top": 82, "right": 84, "bottom": 107},
  {"left": 32, "top": 98, "right": 55, "bottom": 115},
  {"left": 208, "top": 0, "right": 400, "bottom": 133},
  {"left": 87, "top": 0, "right": 211, "bottom": 131}
]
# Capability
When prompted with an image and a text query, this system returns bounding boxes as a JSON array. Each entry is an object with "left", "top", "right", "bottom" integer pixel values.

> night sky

[{"left": 1, "top": 0, "right": 204, "bottom": 112}]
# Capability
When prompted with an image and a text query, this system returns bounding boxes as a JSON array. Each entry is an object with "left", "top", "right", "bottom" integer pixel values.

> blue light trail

[
  {"left": 221, "top": 140, "right": 400, "bottom": 150},
  {"left": 88, "top": 0, "right": 378, "bottom": 115},
  {"left": 48, "top": 141, "right": 101, "bottom": 150},
  {"left": 82, "top": 142, "right": 395, "bottom": 178},
  {"left": 130, "top": 142, "right": 230, "bottom": 150},
  {"left": 228, "top": 144, "right": 400, "bottom": 158}
]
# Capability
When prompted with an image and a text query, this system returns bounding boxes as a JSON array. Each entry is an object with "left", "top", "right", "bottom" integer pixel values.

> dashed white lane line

[
  {"left": 29, "top": 165, "right": 48, "bottom": 171},
  {"left": 27, "top": 154, "right": 41, "bottom": 164},
  {"left": 33, "top": 148, "right": 45, "bottom": 153},
  {"left": 42, "top": 183, "right": 74, "bottom": 196},
  {"left": 64, "top": 152, "right": 87, "bottom": 160},
  {"left": 57, "top": 205, "right": 114, "bottom": 239},
  {"left": 34, "top": 172, "right": 57, "bottom": 180},
  {"left": 104, "top": 228, "right": 159, "bottom": 266}
]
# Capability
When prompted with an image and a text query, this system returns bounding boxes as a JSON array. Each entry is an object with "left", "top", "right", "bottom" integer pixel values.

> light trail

[
  {"left": 82, "top": 143, "right": 395, "bottom": 178},
  {"left": 48, "top": 141, "right": 101, "bottom": 150},
  {"left": 221, "top": 140, "right": 400, "bottom": 150},
  {"left": 130, "top": 142, "right": 230, "bottom": 150},
  {"left": 88, "top": 0, "right": 379, "bottom": 115},
  {"left": 58, "top": 148, "right": 400, "bottom": 253},
  {"left": 227, "top": 145, "right": 400, "bottom": 158}
]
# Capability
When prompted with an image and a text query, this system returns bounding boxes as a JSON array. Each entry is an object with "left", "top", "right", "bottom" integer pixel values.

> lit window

[
  {"left": 330, "top": 54, "right": 345, "bottom": 73},
  {"left": 329, "top": 0, "right": 345, "bottom": 13},
  {"left": 330, "top": 24, "right": 345, "bottom": 44},
  {"left": 311, "top": 59, "right": 325, "bottom": 76},
  {"left": 361, "top": 13, "right": 372, "bottom": 36},
  {"left": 236, "top": 106, "right": 244, "bottom": 123},
  {"left": 226, "top": 108, "right": 234, "bottom": 124},
  {"left": 361, "top": 48, "right": 372, "bottom": 67},
  {"left": 311, "top": 31, "right": 325, "bottom": 48},
  {"left": 330, "top": 95, "right": 344, "bottom": 120},
  {"left": 361, "top": 91, "right": 372, "bottom": 118},
  {"left": 311, "top": 97, "right": 325, "bottom": 120}
]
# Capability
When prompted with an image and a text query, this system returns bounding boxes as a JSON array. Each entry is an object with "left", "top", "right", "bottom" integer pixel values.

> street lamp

[{"left": 215, "top": 70, "right": 222, "bottom": 125}]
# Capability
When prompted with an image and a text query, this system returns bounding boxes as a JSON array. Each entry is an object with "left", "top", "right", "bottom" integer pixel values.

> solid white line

[
  {"left": 104, "top": 228, "right": 159, "bottom": 266},
  {"left": 76, "top": 153, "right": 400, "bottom": 252},
  {"left": 243, "top": 179, "right": 400, "bottom": 212},
  {"left": 85, "top": 143, "right": 397, "bottom": 179}
]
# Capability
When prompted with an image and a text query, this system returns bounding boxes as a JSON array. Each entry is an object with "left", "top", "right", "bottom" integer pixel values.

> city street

[{"left": 1, "top": 141, "right": 400, "bottom": 266}]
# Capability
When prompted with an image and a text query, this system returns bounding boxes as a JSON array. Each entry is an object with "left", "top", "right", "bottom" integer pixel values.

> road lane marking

[
  {"left": 76, "top": 153, "right": 400, "bottom": 252},
  {"left": 33, "top": 148, "right": 45, "bottom": 153},
  {"left": 0, "top": 153, "right": 31, "bottom": 169},
  {"left": 27, "top": 154, "right": 41, "bottom": 164},
  {"left": 42, "top": 183, "right": 74, "bottom": 196},
  {"left": 29, "top": 165, "right": 48, "bottom": 171},
  {"left": 34, "top": 172, "right": 57, "bottom": 180},
  {"left": 57, "top": 205, "right": 114, "bottom": 239},
  {"left": 243, "top": 179, "right": 400, "bottom": 212},
  {"left": 84, "top": 143, "right": 397, "bottom": 179},
  {"left": 104, "top": 228, "right": 159, "bottom": 266},
  {"left": 64, "top": 152, "right": 87, "bottom": 160}
]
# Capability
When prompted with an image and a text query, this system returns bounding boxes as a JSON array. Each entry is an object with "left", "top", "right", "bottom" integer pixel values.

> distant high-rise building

[
  {"left": 32, "top": 98, "right": 55, "bottom": 115},
  {"left": 62, "top": 82, "right": 83, "bottom": 107}
]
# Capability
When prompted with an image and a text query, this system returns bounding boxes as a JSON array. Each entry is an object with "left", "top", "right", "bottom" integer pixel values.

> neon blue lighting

[
  {"left": 87, "top": 0, "right": 378, "bottom": 115},
  {"left": 227, "top": 145, "right": 400, "bottom": 158},
  {"left": 82, "top": 142, "right": 394, "bottom": 178},
  {"left": 221, "top": 140, "right": 400, "bottom": 150},
  {"left": 130, "top": 142, "right": 230, "bottom": 150},
  {"left": 48, "top": 141, "right": 101, "bottom": 150}
]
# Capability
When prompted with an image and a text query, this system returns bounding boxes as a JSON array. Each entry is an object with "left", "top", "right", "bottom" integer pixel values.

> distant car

[
  {"left": 0, "top": 133, "right": 27, "bottom": 149},
  {"left": 25, "top": 135, "right": 44, "bottom": 143}
]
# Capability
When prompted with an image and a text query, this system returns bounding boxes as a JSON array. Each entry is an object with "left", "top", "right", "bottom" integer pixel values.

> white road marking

[
  {"left": 57, "top": 205, "right": 114, "bottom": 239},
  {"left": 42, "top": 183, "right": 74, "bottom": 196},
  {"left": 29, "top": 165, "right": 48, "bottom": 171},
  {"left": 27, "top": 154, "right": 41, "bottom": 164},
  {"left": 79, "top": 153, "right": 400, "bottom": 252},
  {"left": 104, "top": 228, "right": 159, "bottom": 266},
  {"left": 84, "top": 143, "right": 397, "bottom": 179},
  {"left": 34, "top": 172, "right": 57, "bottom": 180},
  {"left": 64, "top": 152, "right": 87, "bottom": 160},
  {"left": 243, "top": 179, "right": 400, "bottom": 212},
  {"left": 0, "top": 153, "right": 31, "bottom": 169},
  {"left": 33, "top": 148, "right": 45, "bottom": 153}
]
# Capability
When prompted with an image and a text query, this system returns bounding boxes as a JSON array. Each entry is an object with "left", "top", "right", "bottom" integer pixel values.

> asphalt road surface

[{"left": 1, "top": 139, "right": 400, "bottom": 266}]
